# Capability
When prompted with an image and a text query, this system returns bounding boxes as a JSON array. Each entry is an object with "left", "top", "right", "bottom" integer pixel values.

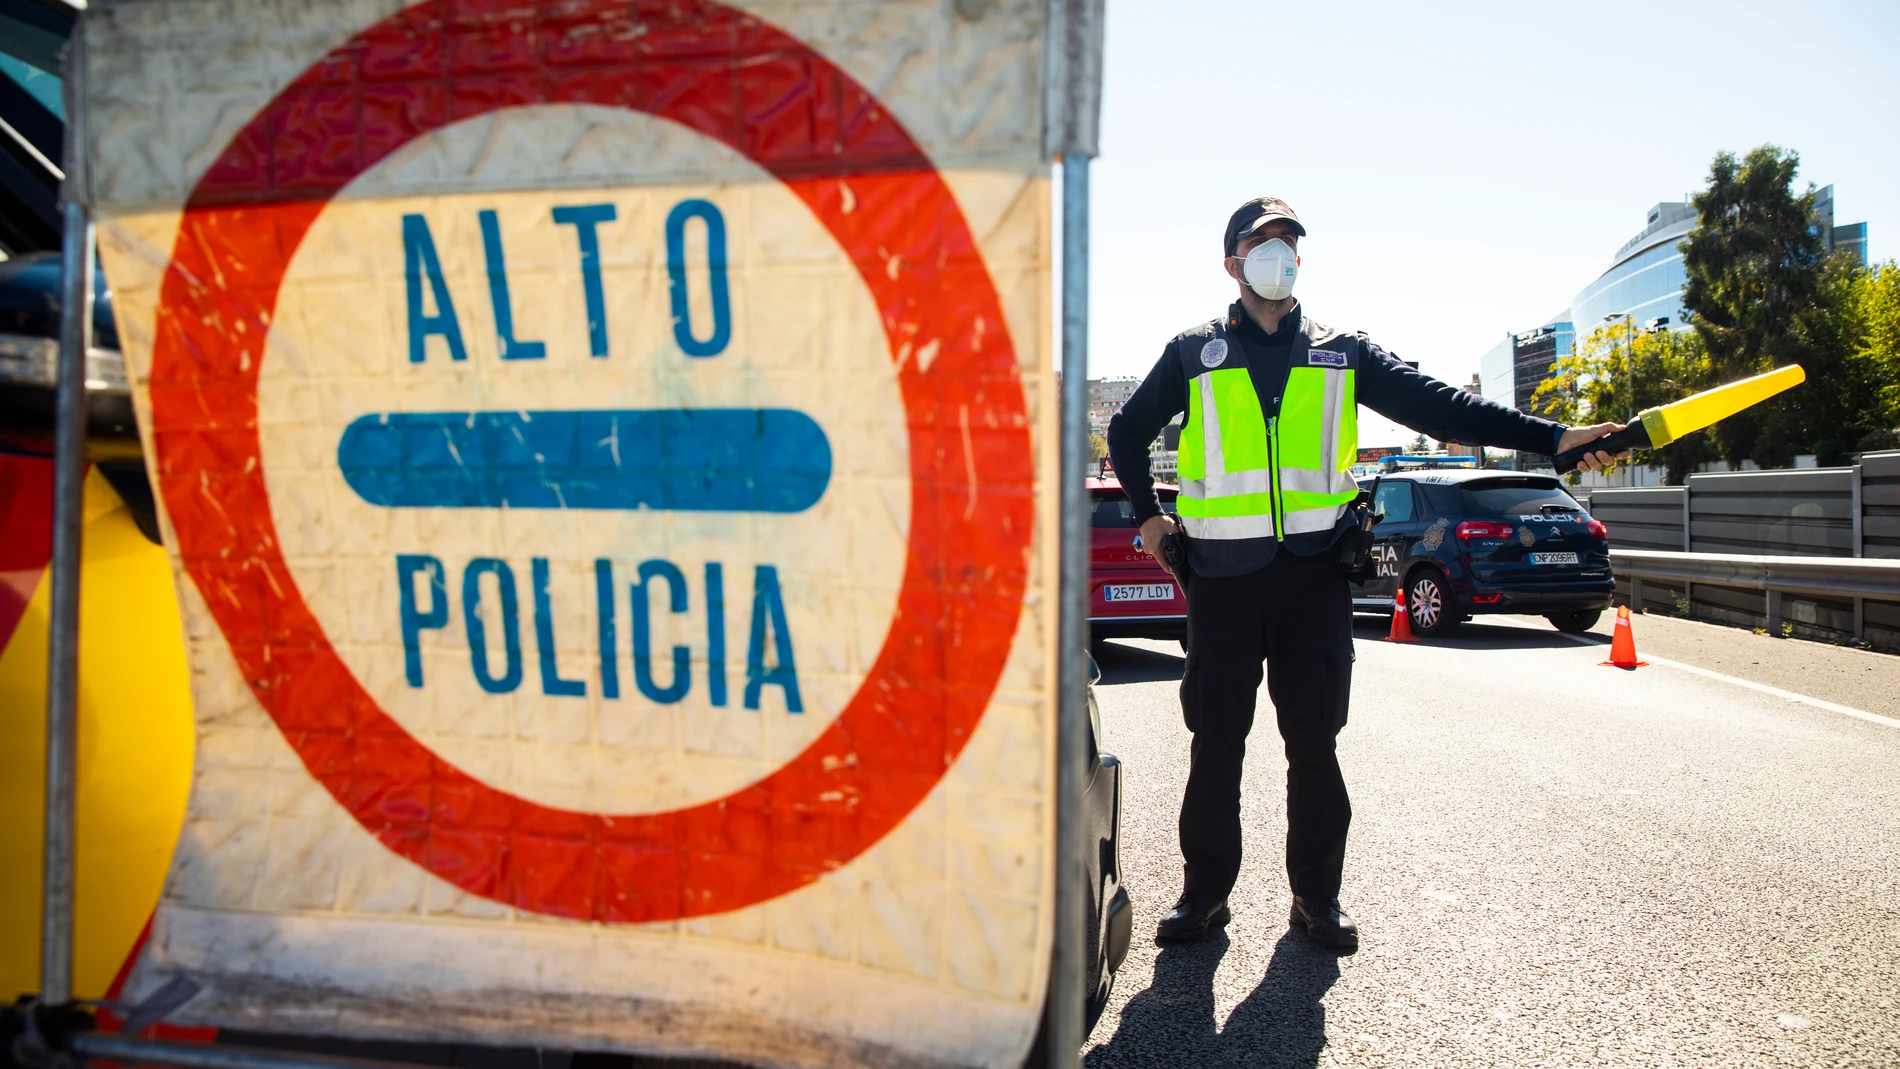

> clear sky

[{"left": 1081, "top": 0, "right": 1900, "bottom": 446}]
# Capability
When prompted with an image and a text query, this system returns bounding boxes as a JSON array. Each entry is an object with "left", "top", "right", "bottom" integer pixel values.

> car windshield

[
  {"left": 1091, "top": 492, "right": 1176, "bottom": 528},
  {"left": 1459, "top": 478, "right": 1581, "bottom": 515}
]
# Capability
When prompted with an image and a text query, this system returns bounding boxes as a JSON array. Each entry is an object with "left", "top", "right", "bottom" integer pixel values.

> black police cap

[{"left": 1224, "top": 197, "right": 1306, "bottom": 257}]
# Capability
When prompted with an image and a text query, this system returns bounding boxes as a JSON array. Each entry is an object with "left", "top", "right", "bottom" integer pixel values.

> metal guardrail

[
  {"left": 1588, "top": 449, "right": 1900, "bottom": 560},
  {"left": 1610, "top": 549, "right": 1900, "bottom": 635}
]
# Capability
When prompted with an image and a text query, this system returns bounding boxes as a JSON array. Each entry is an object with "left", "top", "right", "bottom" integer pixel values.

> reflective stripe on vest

[{"left": 1177, "top": 354, "right": 1358, "bottom": 540}]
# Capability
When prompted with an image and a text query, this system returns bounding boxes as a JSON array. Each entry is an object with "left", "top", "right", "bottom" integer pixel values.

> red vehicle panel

[{"left": 1087, "top": 477, "right": 1186, "bottom": 643}]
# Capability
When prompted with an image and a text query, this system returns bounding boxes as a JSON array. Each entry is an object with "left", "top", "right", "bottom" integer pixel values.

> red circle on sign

[{"left": 148, "top": 0, "right": 1033, "bottom": 923}]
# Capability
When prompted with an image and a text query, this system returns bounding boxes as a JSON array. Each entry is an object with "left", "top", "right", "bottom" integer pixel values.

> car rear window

[
  {"left": 1459, "top": 477, "right": 1582, "bottom": 515},
  {"left": 1091, "top": 492, "right": 1176, "bottom": 528}
]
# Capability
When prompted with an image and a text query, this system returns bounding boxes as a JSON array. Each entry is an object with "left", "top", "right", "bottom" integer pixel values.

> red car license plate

[{"left": 1104, "top": 583, "right": 1174, "bottom": 602}]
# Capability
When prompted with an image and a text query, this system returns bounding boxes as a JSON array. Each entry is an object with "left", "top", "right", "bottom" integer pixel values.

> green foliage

[
  {"left": 1088, "top": 432, "right": 1108, "bottom": 462},
  {"left": 1676, "top": 145, "right": 1894, "bottom": 466},
  {"left": 1845, "top": 262, "right": 1900, "bottom": 451},
  {"left": 1681, "top": 147, "right": 1825, "bottom": 371},
  {"left": 1759, "top": 248, "right": 1894, "bottom": 464}
]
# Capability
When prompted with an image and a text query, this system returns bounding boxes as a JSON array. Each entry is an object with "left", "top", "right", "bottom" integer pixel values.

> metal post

[
  {"left": 1852, "top": 463, "right": 1865, "bottom": 558},
  {"left": 1048, "top": 154, "right": 1091, "bottom": 1069},
  {"left": 1852, "top": 461, "right": 1865, "bottom": 640},
  {"left": 40, "top": 14, "right": 95, "bottom": 1008},
  {"left": 42, "top": 199, "right": 94, "bottom": 1007},
  {"left": 1766, "top": 589, "right": 1783, "bottom": 636},
  {"left": 1626, "top": 316, "right": 1635, "bottom": 418},
  {"left": 1680, "top": 482, "right": 1692, "bottom": 613},
  {"left": 1680, "top": 483, "right": 1691, "bottom": 552},
  {"left": 1630, "top": 576, "right": 1644, "bottom": 613}
]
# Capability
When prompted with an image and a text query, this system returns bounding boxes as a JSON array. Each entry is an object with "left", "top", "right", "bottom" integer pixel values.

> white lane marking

[{"left": 1487, "top": 616, "right": 1900, "bottom": 731}]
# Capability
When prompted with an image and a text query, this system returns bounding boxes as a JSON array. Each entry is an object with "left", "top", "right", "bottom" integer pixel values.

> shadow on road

[
  {"left": 1350, "top": 615, "right": 1607, "bottom": 651},
  {"left": 1086, "top": 930, "right": 1341, "bottom": 1068},
  {"left": 1092, "top": 639, "right": 1186, "bottom": 685},
  {"left": 1094, "top": 619, "right": 1603, "bottom": 687}
]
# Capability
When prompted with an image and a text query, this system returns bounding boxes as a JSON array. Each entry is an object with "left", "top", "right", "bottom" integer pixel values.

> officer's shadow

[{"left": 1085, "top": 930, "right": 1340, "bottom": 1068}]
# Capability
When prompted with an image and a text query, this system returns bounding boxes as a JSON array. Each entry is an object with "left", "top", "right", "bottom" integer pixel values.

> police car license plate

[
  {"left": 1531, "top": 551, "right": 1580, "bottom": 565},
  {"left": 1104, "top": 583, "right": 1174, "bottom": 602}
]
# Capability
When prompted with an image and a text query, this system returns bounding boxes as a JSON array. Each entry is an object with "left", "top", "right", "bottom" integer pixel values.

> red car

[{"left": 1088, "top": 476, "right": 1187, "bottom": 648}]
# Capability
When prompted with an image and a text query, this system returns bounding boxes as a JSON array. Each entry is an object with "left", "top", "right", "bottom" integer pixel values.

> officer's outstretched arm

[{"left": 1357, "top": 335, "right": 1571, "bottom": 459}]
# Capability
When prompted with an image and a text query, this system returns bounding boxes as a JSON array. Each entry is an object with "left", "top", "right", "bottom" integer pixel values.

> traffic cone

[
  {"left": 1599, "top": 604, "right": 1648, "bottom": 668},
  {"left": 1386, "top": 588, "right": 1417, "bottom": 643}
]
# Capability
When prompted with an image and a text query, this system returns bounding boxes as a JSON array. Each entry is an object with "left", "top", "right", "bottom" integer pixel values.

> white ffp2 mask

[{"left": 1242, "top": 238, "right": 1299, "bottom": 301}]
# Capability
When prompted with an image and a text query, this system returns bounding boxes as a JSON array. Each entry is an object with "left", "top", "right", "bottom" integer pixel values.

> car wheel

[
  {"left": 1546, "top": 610, "right": 1601, "bottom": 633},
  {"left": 1407, "top": 570, "right": 1459, "bottom": 638}
]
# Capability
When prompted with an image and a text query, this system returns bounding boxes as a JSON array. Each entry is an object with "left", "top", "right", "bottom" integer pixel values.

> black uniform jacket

[{"left": 1106, "top": 302, "right": 1566, "bottom": 573}]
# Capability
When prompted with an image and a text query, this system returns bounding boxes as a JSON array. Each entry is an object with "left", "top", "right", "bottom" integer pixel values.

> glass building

[
  {"left": 1478, "top": 315, "right": 1573, "bottom": 414},
  {"left": 1570, "top": 185, "right": 1870, "bottom": 335},
  {"left": 1814, "top": 185, "right": 1870, "bottom": 265},
  {"left": 1569, "top": 201, "right": 1697, "bottom": 332}
]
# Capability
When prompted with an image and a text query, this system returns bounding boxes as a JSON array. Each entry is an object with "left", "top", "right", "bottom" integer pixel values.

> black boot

[
  {"left": 1157, "top": 894, "right": 1231, "bottom": 942},
  {"left": 1289, "top": 896, "right": 1358, "bottom": 951}
]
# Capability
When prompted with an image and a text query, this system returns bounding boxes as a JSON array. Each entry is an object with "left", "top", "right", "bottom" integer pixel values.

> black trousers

[{"left": 1178, "top": 547, "right": 1354, "bottom": 902}]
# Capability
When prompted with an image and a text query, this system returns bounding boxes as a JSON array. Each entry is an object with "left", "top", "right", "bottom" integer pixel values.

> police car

[{"left": 1351, "top": 469, "right": 1614, "bottom": 637}]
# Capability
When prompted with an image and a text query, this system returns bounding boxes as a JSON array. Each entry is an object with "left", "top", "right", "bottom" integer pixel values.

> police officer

[{"left": 1106, "top": 197, "right": 1622, "bottom": 951}]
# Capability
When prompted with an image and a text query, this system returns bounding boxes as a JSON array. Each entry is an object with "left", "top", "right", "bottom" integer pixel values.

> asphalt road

[{"left": 1082, "top": 613, "right": 1900, "bottom": 1068}]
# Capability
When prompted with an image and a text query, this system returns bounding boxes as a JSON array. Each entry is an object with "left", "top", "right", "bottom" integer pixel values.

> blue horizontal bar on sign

[{"left": 337, "top": 409, "right": 831, "bottom": 513}]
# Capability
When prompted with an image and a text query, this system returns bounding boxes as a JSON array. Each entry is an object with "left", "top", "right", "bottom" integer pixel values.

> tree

[
  {"left": 1088, "top": 432, "right": 1108, "bottom": 463},
  {"left": 1407, "top": 433, "right": 1433, "bottom": 454},
  {"left": 1679, "top": 145, "right": 1885, "bottom": 466},
  {"left": 1844, "top": 261, "right": 1900, "bottom": 451},
  {"left": 1532, "top": 325, "right": 1713, "bottom": 483}
]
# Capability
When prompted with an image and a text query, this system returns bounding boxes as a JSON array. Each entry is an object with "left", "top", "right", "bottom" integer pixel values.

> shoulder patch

[
  {"left": 1308, "top": 349, "right": 1348, "bottom": 368},
  {"left": 1200, "top": 338, "right": 1229, "bottom": 368}
]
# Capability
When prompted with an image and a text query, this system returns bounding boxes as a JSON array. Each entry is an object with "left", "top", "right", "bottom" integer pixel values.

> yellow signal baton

[{"left": 1553, "top": 364, "right": 1806, "bottom": 471}]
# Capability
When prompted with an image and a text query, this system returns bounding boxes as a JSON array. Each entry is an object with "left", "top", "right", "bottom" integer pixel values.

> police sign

[{"left": 86, "top": 1, "right": 1058, "bottom": 1064}]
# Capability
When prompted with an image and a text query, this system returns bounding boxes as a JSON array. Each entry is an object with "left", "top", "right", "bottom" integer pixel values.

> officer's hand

[
  {"left": 1138, "top": 514, "right": 1182, "bottom": 577},
  {"left": 1557, "top": 421, "right": 1629, "bottom": 474}
]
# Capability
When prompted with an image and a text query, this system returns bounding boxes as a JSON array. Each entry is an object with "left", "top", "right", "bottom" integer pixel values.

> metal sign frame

[
  {"left": 1045, "top": 2, "right": 1105, "bottom": 1063},
  {"left": 31, "top": 3, "right": 1108, "bottom": 1067}
]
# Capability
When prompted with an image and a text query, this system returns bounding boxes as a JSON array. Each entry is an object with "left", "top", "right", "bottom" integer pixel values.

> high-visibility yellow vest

[{"left": 1176, "top": 317, "right": 1360, "bottom": 546}]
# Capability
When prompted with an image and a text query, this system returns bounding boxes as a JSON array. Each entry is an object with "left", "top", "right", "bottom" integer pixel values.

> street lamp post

[
  {"left": 1598, "top": 314, "right": 1672, "bottom": 486},
  {"left": 1603, "top": 312, "right": 1635, "bottom": 424},
  {"left": 1602, "top": 312, "right": 1634, "bottom": 485}
]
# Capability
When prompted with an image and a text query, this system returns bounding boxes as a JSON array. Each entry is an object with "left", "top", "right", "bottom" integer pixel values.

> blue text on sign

[
  {"left": 396, "top": 555, "right": 801, "bottom": 712},
  {"left": 403, "top": 199, "right": 732, "bottom": 363}
]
